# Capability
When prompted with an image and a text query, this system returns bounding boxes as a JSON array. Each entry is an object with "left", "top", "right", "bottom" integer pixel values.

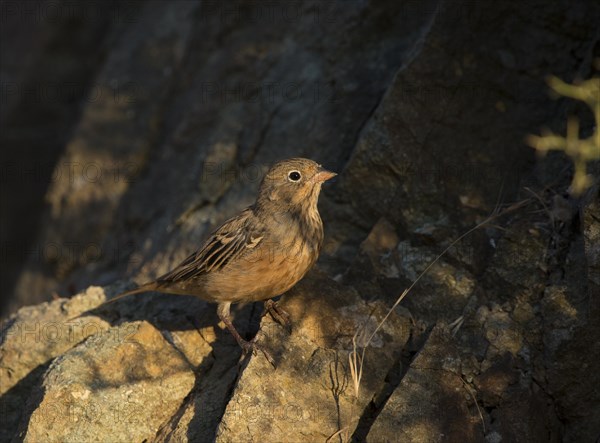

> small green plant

[{"left": 527, "top": 74, "right": 600, "bottom": 196}]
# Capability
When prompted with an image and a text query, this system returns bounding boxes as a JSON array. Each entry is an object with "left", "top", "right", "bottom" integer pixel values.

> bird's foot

[
  {"left": 218, "top": 302, "right": 275, "bottom": 367},
  {"left": 264, "top": 299, "right": 292, "bottom": 332},
  {"left": 240, "top": 338, "right": 275, "bottom": 367}
]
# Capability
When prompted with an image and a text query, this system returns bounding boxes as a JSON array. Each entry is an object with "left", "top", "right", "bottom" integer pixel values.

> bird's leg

[
  {"left": 264, "top": 299, "right": 291, "bottom": 331},
  {"left": 217, "top": 302, "right": 275, "bottom": 366},
  {"left": 217, "top": 302, "right": 247, "bottom": 347}
]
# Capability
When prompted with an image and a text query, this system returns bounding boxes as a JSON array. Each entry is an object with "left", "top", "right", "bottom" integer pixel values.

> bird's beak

[{"left": 312, "top": 167, "right": 337, "bottom": 183}]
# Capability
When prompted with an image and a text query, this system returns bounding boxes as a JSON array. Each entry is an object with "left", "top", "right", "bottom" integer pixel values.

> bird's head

[{"left": 256, "top": 158, "right": 336, "bottom": 210}]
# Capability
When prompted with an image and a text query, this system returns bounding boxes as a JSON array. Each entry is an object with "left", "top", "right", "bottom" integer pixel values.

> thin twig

[{"left": 461, "top": 376, "right": 485, "bottom": 433}]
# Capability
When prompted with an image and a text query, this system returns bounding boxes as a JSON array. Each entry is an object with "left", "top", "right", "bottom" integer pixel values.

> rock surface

[
  {"left": 19, "top": 321, "right": 196, "bottom": 443},
  {"left": 367, "top": 325, "right": 479, "bottom": 443},
  {"left": 0, "top": 286, "right": 110, "bottom": 442},
  {"left": 2, "top": 0, "right": 599, "bottom": 442},
  {"left": 215, "top": 273, "right": 411, "bottom": 442}
]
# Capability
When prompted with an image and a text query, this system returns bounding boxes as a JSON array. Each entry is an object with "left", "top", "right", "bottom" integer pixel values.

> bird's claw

[
  {"left": 264, "top": 299, "right": 292, "bottom": 332},
  {"left": 241, "top": 339, "right": 275, "bottom": 367}
]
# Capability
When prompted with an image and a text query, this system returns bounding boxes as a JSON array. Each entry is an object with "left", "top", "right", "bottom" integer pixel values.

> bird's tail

[
  {"left": 67, "top": 282, "right": 158, "bottom": 321},
  {"left": 103, "top": 282, "right": 158, "bottom": 305}
]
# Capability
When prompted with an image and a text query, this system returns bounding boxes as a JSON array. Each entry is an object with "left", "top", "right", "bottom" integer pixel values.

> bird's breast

[{"left": 204, "top": 210, "right": 323, "bottom": 303}]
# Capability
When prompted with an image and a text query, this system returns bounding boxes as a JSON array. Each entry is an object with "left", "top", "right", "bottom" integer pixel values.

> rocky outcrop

[
  {"left": 2, "top": 0, "right": 599, "bottom": 441},
  {"left": 0, "top": 287, "right": 110, "bottom": 442},
  {"left": 19, "top": 320, "right": 196, "bottom": 443}
]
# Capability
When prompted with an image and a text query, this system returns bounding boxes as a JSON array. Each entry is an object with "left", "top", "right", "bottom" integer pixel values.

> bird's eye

[{"left": 288, "top": 170, "right": 302, "bottom": 182}]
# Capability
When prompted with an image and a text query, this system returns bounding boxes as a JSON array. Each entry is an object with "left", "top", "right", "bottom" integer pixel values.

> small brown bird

[{"left": 105, "top": 158, "right": 336, "bottom": 364}]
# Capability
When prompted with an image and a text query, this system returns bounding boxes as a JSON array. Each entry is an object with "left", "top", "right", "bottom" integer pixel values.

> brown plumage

[{"left": 105, "top": 158, "right": 336, "bottom": 364}]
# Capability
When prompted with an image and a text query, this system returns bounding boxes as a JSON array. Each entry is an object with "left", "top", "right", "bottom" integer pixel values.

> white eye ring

[{"left": 288, "top": 170, "right": 302, "bottom": 182}]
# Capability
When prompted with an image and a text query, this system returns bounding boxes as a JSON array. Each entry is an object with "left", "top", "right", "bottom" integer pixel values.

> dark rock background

[{"left": 1, "top": 0, "right": 599, "bottom": 442}]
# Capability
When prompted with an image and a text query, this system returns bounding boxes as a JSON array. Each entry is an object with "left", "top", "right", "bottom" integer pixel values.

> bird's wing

[{"left": 157, "top": 208, "right": 264, "bottom": 284}]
